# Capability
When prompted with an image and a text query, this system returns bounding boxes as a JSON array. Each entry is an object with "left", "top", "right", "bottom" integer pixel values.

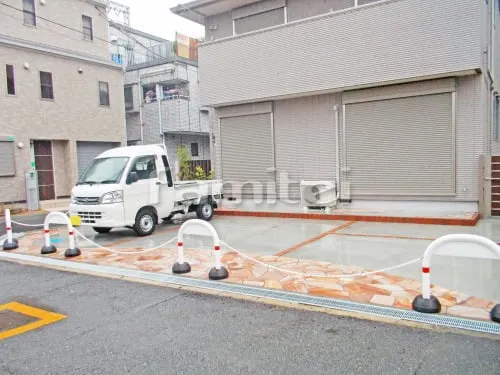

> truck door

[
  {"left": 124, "top": 155, "right": 158, "bottom": 222},
  {"left": 156, "top": 154, "right": 175, "bottom": 218}
]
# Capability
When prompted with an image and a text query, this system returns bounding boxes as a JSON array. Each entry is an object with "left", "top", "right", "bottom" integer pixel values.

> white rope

[
  {"left": 10, "top": 211, "right": 69, "bottom": 227},
  {"left": 8, "top": 215, "right": 422, "bottom": 278},
  {"left": 73, "top": 227, "right": 177, "bottom": 255},
  {"left": 10, "top": 220, "right": 44, "bottom": 227},
  {"left": 220, "top": 240, "right": 422, "bottom": 279}
]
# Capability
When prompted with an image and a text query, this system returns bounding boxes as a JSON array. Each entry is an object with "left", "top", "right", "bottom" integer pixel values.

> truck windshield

[{"left": 78, "top": 157, "right": 129, "bottom": 185}]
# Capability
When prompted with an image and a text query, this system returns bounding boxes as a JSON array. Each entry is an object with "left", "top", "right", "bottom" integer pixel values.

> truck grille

[
  {"left": 74, "top": 197, "right": 100, "bottom": 205},
  {"left": 78, "top": 211, "right": 102, "bottom": 224}
]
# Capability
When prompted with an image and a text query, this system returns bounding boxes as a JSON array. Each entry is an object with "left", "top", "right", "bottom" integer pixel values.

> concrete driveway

[{"left": 6, "top": 213, "right": 500, "bottom": 302}]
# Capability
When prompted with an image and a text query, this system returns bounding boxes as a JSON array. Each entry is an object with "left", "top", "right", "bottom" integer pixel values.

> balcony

[
  {"left": 142, "top": 96, "right": 209, "bottom": 134},
  {"left": 197, "top": 0, "right": 483, "bottom": 107}
]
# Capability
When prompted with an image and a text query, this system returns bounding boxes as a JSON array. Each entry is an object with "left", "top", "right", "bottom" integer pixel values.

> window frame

[
  {"left": 82, "top": 15, "right": 94, "bottom": 41},
  {"left": 39, "top": 71, "right": 54, "bottom": 100},
  {"left": 127, "top": 155, "right": 158, "bottom": 181},
  {"left": 22, "top": 0, "right": 36, "bottom": 26},
  {"left": 99, "top": 81, "right": 110, "bottom": 107},
  {"left": 190, "top": 142, "right": 199, "bottom": 157},
  {"left": 494, "top": 95, "right": 500, "bottom": 141},
  {"left": 124, "top": 86, "right": 134, "bottom": 110},
  {"left": 161, "top": 155, "right": 173, "bottom": 187},
  {"left": 0, "top": 138, "right": 16, "bottom": 177},
  {"left": 6, "top": 65, "right": 15, "bottom": 96}
]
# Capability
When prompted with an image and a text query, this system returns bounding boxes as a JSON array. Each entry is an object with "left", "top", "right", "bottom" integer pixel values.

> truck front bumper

[{"left": 69, "top": 203, "right": 127, "bottom": 228}]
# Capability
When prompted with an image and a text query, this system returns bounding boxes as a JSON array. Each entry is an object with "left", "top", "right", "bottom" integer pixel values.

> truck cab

[{"left": 69, "top": 144, "right": 222, "bottom": 236}]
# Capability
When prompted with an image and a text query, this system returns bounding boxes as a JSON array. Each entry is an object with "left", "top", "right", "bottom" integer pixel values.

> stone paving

[{"left": 6, "top": 228, "right": 497, "bottom": 323}]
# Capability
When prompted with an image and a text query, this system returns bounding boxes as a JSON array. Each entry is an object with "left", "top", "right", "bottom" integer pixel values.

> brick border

[{"left": 214, "top": 210, "right": 480, "bottom": 227}]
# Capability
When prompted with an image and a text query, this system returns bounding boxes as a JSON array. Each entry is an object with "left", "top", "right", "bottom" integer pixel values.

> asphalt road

[{"left": 0, "top": 261, "right": 499, "bottom": 375}]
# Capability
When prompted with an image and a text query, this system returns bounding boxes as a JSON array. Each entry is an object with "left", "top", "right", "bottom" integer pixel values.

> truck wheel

[
  {"left": 93, "top": 227, "right": 111, "bottom": 234},
  {"left": 196, "top": 202, "right": 214, "bottom": 221},
  {"left": 134, "top": 209, "right": 156, "bottom": 237}
]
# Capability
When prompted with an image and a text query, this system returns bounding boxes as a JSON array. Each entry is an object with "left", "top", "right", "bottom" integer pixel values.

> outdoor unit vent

[{"left": 299, "top": 180, "right": 338, "bottom": 213}]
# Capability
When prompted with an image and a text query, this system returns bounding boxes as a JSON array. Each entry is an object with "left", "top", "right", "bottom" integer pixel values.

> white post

[
  {"left": 421, "top": 262, "right": 431, "bottom": 300},
  {"left": 172, "top": 228, "right": 191, "bottom": 274},
  {"left": 5, "top": 209, "right": 13, "bottom": 244},
  {"left": 44, "top": 226, "right": 51, "bottom": 249},
  {"left": 3, "top": 208, "right": 18, "bottom": 250},
  {"left": 177, "top": 240, "right": 184, "bottom": 265},
  {"left": 214, "top": 239, "right": 221, "bottom": 270},
  {"left": 68, "top": 224, "right": 76, "bottom": 250}
]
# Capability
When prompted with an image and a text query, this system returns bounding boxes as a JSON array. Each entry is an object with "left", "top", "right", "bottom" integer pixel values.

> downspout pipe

[{"left": 334, "top": 105, "right": 341, "bottom": 201}]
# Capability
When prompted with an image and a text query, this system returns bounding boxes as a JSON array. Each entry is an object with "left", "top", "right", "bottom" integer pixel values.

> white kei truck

[{"left": 69, "top": 144, "right": 223, "bottom": 236}]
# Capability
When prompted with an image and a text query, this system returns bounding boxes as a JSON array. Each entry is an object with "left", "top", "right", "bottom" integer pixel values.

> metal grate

[
  {"left": 1, "top": 251, "right": 498, "bottom": 335},
  {"left": 77, "top": 211, "right": 102, "bottom": 224},
  {"left": 75, "top": 197, "right": 100, "bottom": 205}
]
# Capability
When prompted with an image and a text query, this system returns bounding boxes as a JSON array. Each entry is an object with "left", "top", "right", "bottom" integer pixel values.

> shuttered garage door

[
  {"left": 274, "top": 95, "right": 337, "bottom": 200},
  {"left": 220, "top": 114, "right": 274, "bottom": 198},
  {"left": 344, "top": 93, "right": 454, "bottom": 196},
  {"left": 77, "top": 141, "right": 119, "bottom": 178}
]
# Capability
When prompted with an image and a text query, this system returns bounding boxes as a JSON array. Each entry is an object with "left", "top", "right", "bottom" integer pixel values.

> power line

[
  {"left": 0, "top": 1, "right": 170, "bottom": 62},
  {"left": 89, "top": 1, "right": 170, "bottom": 61}
]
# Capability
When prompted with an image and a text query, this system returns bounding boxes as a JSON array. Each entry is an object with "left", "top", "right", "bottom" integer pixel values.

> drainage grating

[{"left": 1, "top": 251, "right": 499, "bottom": 336}]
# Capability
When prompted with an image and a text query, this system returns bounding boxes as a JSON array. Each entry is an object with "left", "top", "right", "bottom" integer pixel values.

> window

[
  {"left": 79, "top": 157, "right": 129, "bottom": 184},
  {"left": 129, "top": 155, "right": 157, "bottom": 180},
  {"left": 0, "top": 139, "right": 16, "bottom": 176},
  {"left": 6, "top": 65, "right": 15, "bottom": 95},
  {"left": 82, "top": 15, "right": 93, "bottom": 41},
  {"left": 494, "top": 95, "right": 500, "bottom": 141},
  {"left": 161, "top": 155, "right": 173, "bottom": 187},
  {"left": 191, "top": 143, "right": 199, "bottom": 157},
  {"left": 99, "top": 81, "right": 110, "bottom": 106},
  {"left": 22, "top": 0, "right": 36, "bottom": 26},
  {"left": 111, "top": 53, "right": 123, "bottom": 65},
  {"left": 124, "top": 86, "right": 133, "bottom": 110},
  {"left": 39, "top": 71, "right": 54, "bottom": 99}
]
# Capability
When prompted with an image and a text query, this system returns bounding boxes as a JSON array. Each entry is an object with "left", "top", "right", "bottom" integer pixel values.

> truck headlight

[
  {"left": 101, "top": 190, "right": 123, "bottom": 204},
  {"left": 71, "top": 194, "right": 76, "bottom": 204}
]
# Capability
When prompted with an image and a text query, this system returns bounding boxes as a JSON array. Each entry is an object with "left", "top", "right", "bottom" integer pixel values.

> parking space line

[
  {"left": 274, "top": 221, "right": 356, "bottom": 257},
  {"left": 0, "top": 302, "right": 66, "bottom": 341},
  {"left": 333, "top": 232, "right": 436, "bottom": 241}
]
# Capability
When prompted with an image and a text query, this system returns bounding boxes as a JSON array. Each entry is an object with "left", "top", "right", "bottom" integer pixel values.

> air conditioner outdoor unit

[{"left": 299, "top": 180, "right": 338, "bottom": 213}]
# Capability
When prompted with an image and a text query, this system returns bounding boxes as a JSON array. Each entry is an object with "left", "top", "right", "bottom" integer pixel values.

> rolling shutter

[
  {"left": 220, "top": 113, "right": 274, "bottom": 198},
  {"left": 274, "top": 95, "right": 337, "bottom": 200},
  {"left": 344, "top": 93, "right": 454, "bottom": 196},
  {"left": 77, "top": 141, "right": 119, "bottom": 178}
]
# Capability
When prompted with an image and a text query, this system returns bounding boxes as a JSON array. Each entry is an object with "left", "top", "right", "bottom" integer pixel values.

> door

[
  {"left": 274, "top": 95, "right": 337, "bottom": 200},
  {"left": 123, "top": 155, "right": 158, "bottom": 223},
  {"left": 220, "top": 113, "right": 275, "bottom": 199},
  {"left": 77, "top": 141, "right": 119, "bottom": 179},
  {"left": 33, "top": 140, "right": 55, "bottom": 201},
  {"left": 343, "top": 92, "right": 454, "bottom": 197},
  {"left": 157, "top": 154, "right": 175, "bottom": 218}
]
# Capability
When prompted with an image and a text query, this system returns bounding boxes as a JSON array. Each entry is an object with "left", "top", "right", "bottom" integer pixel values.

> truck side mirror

[{"left": 127, "top": 171, "right": 138, "bottom": 184}]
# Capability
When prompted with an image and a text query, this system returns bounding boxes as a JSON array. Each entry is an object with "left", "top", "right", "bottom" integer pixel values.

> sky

[{"left": 112, "top": 0, "right": 205, "bottom": 40}]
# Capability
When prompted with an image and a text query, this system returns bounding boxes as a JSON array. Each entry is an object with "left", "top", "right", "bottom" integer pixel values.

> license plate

[{"left": 70, "top": 215, "right": 81, "bottom": 227}]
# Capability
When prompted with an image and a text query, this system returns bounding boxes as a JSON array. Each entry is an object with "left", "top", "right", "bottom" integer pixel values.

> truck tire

[
  {"left": 93, "top": 227, "right": 112, "bottom": 234},
  {"left": 133, "top": 208, "right": 156, "bottom": 237},
  {"left": 196, "top": 201, "right": 214, "bottom": 221}
]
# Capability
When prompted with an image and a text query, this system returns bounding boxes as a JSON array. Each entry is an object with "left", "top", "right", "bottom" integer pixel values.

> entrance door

[{"left": 33, "top": 140, "right": 55, "bottom": 201}]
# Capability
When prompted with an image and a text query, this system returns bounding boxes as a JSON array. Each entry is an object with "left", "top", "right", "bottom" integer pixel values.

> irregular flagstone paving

[{"left": 7, "top": 229, "right": 497, "bottom": 322}]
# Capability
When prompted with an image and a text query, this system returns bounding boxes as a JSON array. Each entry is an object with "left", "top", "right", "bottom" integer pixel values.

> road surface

[{"left": 0, "top": 261, "right": 498, "bottom": 375}]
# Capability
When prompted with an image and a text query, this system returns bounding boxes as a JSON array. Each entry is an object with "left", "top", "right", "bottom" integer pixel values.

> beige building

[{"left": 0, "top": 0, "right": 126, "bottom": 208}]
